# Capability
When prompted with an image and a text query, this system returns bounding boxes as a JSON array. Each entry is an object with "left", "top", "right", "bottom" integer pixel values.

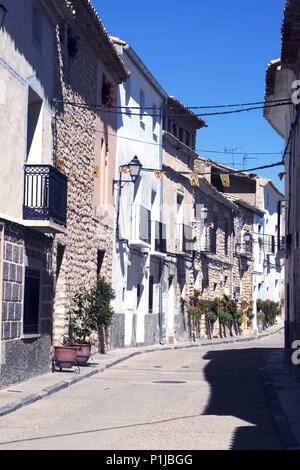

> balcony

[{"left": 23, "top": 165, "right": 67, "bottom": 234}]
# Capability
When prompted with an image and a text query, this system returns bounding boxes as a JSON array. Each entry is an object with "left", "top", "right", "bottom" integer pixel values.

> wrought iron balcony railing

[{"left": 23, "top": 165, "right": 67, "bottom": 226}]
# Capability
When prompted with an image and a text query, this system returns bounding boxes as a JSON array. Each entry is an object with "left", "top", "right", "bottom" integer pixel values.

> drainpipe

[{"left": 159, "top": 103, "right": 165, "bottom": 344}]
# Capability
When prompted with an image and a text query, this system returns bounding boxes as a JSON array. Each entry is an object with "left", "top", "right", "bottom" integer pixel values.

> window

[
  {"left": 149, "top": 276, "right": 154, "bottom": 313},
  {"left": 258, "top": 283, "right": 262, "bottom": 293},
  {"left": 168, "top": 119, "right": 172, "bottom": 134},
  {"left": 191, "top": 133, "right": 196, "bottom": 151},
  {"left": 185, "top": 130, "right": 191, "bottom": 148},
  {"left": 125, "top": 79, "right": 131, "bottom": 116},
  {"left": 183, "top": 224, "right": 194, "bottom": 253},
  {"left": 224, "top": 218, "right": 229, "bottom": 255},
  {"left": 24, "top": 267, "right": 40, "bottom": 335},
  {"left": 210, "top": 216, "right": 218, "bottom": 254},
  {"left": 179, "top": 127, "right": 184, "bottom": 143},
  {"left": 152, "top": 104, "right": 157, "bottom": 134},
  {"left": 177, "top": 193, "right": 184, "bottom": 222},
  {"left": 125, "top": 78, "right": 131, "bottom": 106},
  {"left": 176, "top": 193, "right": 184, "bottom": 252},
  {"left": 101, "top": 75, "right": 116, "bottom": 107},
  {"left": 33, "top": 3, "right": 42, "bottom": 45},
  {"left": 155, "top": 222, "right": 167, "bottom": 253},
  {"left": 139, "top": 206, "right": 151, "bottom": 244},
  {"left": 172, "top": 122, "right": 178, "bottom": 138},
  {"left": 210, "top": 226, "right": 217, "bottom": 254},
  {"left": 140, "top": 89, "right": 145, "bottom": 125},
  {"left": 67, "top": 27, "right": 79, "bottom": 60},
  {"left": 259, "top": 241, "right": 262, "bottom": 263},
  {"left": 27, "top": 87, "right": 43, "bottom": 163},
  {"left": 271, "top": 235, "right": 276, "bottom": 254},
  {"left": 97, "top": 250, "right": 105, "bottom": 277}
]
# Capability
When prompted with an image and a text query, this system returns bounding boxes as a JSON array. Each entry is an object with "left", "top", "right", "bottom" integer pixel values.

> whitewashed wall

[
  {"left": 112, "top": 43, "right": 165, "bottom": 346},
  {"left": 0, "top": 0, "right": 56, "bottom": 220}
]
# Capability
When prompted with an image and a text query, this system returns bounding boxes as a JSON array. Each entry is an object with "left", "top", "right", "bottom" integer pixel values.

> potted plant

[
  {"left": 66, "top": 289, "right": 95, "bottom": 366},
  {"left": 91, "top": 277, "right": 116, "bottom": 354},
  {"left": 69, "top": 278, "right": 116, "bottom": 356},
  {"left": 53, "top": 345, "right": 77, "bottom": 371}
]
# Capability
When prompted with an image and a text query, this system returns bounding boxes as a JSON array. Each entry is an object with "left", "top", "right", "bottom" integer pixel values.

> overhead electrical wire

[
  {"left": 55, "top": 117, "right": 285, "bottom": 175},
  {"left": 53, "top": 97, "right": 291, "bottom": 111},
  {"left": 196, "top": 149, "right": 283, "bottom": 156},
  {"left": 53, "top": 99, "right": 293, "bottom": 118},
  {"left": 55, "top": 117, "right": 284, "bottom": 159}
]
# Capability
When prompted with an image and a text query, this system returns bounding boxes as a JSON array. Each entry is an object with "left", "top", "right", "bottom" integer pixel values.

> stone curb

[
  {"left": 259, "top": 366, "right": 300, "bottom": 450},
  {"left": 0, "top": 324, "right": 283, "bottom": 418}
]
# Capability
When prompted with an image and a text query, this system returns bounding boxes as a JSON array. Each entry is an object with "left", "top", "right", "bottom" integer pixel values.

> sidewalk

[
  {"left": 0, "top": 322, "right": 283, "bottom": 418},
  {"left": 260, "top": 346, "right": 300, "bottom": 450}
]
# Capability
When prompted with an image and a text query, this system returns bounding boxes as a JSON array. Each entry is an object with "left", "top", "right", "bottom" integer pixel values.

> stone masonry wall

[
  {"left": 233, "top": 206, "right": 254, "bottom": 308},
  {"left": 1, "top": 222, "right": 53, "bottom": 388},
  {"left": 53, "top": 21, "right": 114, "bottom": 344},
  {"left": 163, "top": 140, "right": 195, "bottom": 342},
  {"left": 193, "top": 187, "right": 234, "bottom": 297},
  {"left": 2, "top": 223, "right": 24, "bottom": 341}
]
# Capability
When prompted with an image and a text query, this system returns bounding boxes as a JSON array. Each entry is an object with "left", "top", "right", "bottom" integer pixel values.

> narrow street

[{"left": 0, "top": 331, "right": 283, "bottom": 450}]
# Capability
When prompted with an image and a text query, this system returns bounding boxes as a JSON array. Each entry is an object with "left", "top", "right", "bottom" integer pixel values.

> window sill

[{"left": 21, "top": 334, "right": 41, "bottom": 340}]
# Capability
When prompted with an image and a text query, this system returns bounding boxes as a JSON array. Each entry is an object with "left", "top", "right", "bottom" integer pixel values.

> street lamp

[
  {"left": 127, "top": 156, "right": 142, "bottom": 183},
  {"left": 243, "top": 231, "right": 252, "bottom": 244},
  {"left": 0, "top": 4, "right": 7, "bottom": 28}
]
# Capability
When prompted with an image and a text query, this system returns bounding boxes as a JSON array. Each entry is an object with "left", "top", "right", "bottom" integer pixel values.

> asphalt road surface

[{"left": 0, "top": 331, "right": 283, "bottom": 450}]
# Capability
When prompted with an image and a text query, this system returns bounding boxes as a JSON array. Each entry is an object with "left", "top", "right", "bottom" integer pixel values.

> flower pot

[
  {"left": 53, "top": 346, "right": 77, "bottom": 370},
  {"left": 72, "top": 344, "right": 92, "bottom": 366}
]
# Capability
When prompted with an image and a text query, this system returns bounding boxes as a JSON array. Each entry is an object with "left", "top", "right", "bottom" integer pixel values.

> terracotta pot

[
  {"left": 72, "top": 344, "right": 92, "bottom": 366},
  {"left": 54, "top": 346, "right": 77, "bottom": 369}
]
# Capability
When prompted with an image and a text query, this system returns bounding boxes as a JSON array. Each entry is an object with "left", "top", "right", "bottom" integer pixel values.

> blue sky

[{"left": 94, "top": 0, "right": 286, "bottom": 190}]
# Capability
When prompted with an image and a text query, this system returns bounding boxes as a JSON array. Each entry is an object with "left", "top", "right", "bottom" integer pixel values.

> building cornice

[{"left": 166, "top": 96, "right": 207, "bottom": 129}]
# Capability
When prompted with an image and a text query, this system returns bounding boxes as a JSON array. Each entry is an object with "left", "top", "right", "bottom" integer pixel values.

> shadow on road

[{"left": 202, "top": 346, "right": 283, "bottom": 450}]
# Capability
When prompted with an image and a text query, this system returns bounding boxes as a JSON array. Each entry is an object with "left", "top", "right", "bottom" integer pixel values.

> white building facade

[
  {"left": 0, "top": 0, "right": 69, "bottom": 387},
  {"left": 256, "top": 180, "right": 284, "bottom": 306},
  {"left": 111, "top": 38, "right": 167, "bottom": 348}
]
